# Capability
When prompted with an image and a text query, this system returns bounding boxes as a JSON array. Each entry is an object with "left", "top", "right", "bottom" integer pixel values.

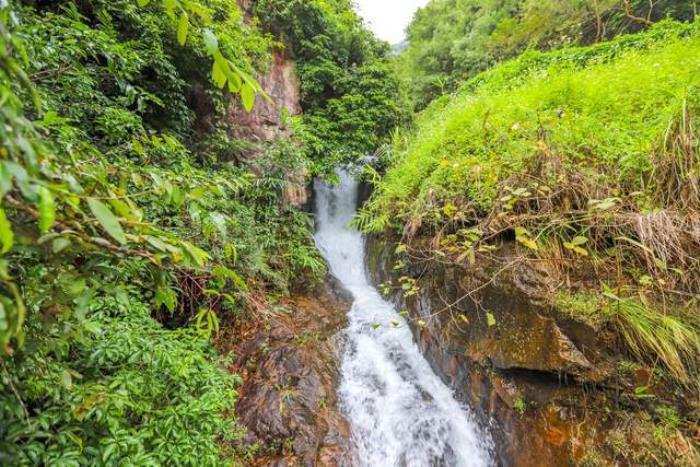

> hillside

[
  {"left": 361, "top": 17, "right": 700, "bottom": 465},
  {"left": 397, "top": 0, "right": 697, "bottom": 110}
]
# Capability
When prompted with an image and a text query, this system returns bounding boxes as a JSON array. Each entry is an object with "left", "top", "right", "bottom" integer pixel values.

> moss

[{"left": 553, "top": 291, "right": 611, "bottom": 328}]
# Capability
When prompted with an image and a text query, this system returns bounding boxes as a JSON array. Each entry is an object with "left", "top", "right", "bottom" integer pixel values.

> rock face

[
  {"left": 228, "top": 0, "right": 309, "bottom": 208},
  {"left": 228, "top": 51, "right": 302, "bottom": 143},
  {"left": 366, "top": 236, "right": 616, "bottom": 466},
  {"left": 226, "top": 48, "right": 309, "bottom": 209},
  {"left": 223, "top": 280, "right": 354, "bottom": 466}
]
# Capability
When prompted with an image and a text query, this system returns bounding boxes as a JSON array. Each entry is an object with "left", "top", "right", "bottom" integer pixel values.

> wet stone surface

[
  {"left": 224, "top": 279, "right": 355, "bottom": 466},
  {"left": 366, "top": 235, "right": 619, "bottom": 467}
]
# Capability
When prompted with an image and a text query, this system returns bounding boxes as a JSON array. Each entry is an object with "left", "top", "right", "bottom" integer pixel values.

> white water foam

[{"left": 314, "top": 171, "right": 493, "bottom": 467}]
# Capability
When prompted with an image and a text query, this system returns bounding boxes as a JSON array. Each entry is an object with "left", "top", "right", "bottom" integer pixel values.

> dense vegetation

[
  {"left": 357, "top": 4, "right": 700, "bottom": 461},
  {"left": 2, "top": 0, "right": 698, "bottom": 463},
  {"left": 363, "top": 19, "right": 700, "bottom": 382},
  {"left": 397, "top": 0, "right": 698, "bottom": 110},
  {"left": 360, "top": 18, "right": 700, "bottom": 463},
  {"left": 0, "top": 0, "right": 402, "bottom": 464},
  {"left": 255, "top": 0, "right": 409, "bottom": 171}
]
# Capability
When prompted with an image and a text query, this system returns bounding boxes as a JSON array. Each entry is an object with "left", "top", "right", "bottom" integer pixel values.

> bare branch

[{"left": 623, "top": 0, "right": 654, "bottom": 25}]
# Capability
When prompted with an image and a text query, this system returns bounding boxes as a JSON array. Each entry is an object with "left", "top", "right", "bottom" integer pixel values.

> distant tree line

[{"left": 398, "top": 0, "right": 697, "bottom": 110}]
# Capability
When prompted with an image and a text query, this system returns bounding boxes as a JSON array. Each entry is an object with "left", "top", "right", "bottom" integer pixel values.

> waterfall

[{"left": 313, "top": 170, "right": 493, "bottom": 467}]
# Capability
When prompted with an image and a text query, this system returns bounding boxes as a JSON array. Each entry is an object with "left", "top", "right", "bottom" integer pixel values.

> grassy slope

[
  {"left": 366, "top": 20, "right": 700, "bottom": 226},
  {"left": 362, "top": 20, "right": 700, "bottom": 384},
  {"left": 362, "top": 20, "right": 700, "bottom": 463}
]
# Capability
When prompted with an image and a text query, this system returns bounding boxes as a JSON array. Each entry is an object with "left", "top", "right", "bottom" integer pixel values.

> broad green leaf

[
  {"left": 0, "top": 207, "right": 14, "bottom": 253},
  {"left": 518, "top": 238, "right": 539, "bottom": 251},
  {"left": 38, "top": 186, "right": 56, "bottom": 234},
  {"left": 571, "top": 236, "right": 588, "bottom": 246},
  {"left": 241, "top": 82, "right": 255, "bottom": 112},
  {"left": 181, "top": 240, "right": 210, "bottom": 267},
  {"left": 177, "top": 12, "right": 189, "bottom": 46},
  {"left": 136, "top": 0, "right": 151, "bottom": 6},
  {"left": 0, "top": 162, "right": 13, "bottom": 197},
  {"left": 155, "top": 286, "right": 177, "bottom": 313},
  {"left": 227, "top": 70, "right": 243, "bottom": 93},
  {"left": 211, "top": 59, "right": 227, "bottom": 89},
  {"left": 564, "top": 242, "right": 589, "bottom": 256},
  {"left": 87, "top": 198, "right": 127, "bottom": 245},
  {"left": 514, "top": 226, "right": 531, "bottom": 237},
  {"left": 202, "top": 29, "right": 218, "bottom": 55},
  {"left": 108, "top": 198, "right": 142, "bottom": 222},
  {"left": 145, "top": 235, "right": 171, "bottom": 252}
]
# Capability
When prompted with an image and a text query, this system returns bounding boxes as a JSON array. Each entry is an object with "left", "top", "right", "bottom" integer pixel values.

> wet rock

[
  {"left": 222, "top": 279, "right": 354, "bottom": 466},
  {"left": 389, "top": 246, "right": 602, "bottom": 381},
  {"left": 366, "top": 235, "right": 619, "bottom": 466}
]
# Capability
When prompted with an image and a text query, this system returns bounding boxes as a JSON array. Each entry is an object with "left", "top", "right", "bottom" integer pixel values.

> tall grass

[
  {"left": 604, "top": 294, "right": 699, "bottom": 383},
  {"left": 360, "top": 19, "right": 700, "bottom": 385}
]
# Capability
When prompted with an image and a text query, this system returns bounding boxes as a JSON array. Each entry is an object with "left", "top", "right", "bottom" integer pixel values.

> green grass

[
  {"left": 361, "top": 20, "right": 700, "bottom": 232},
  {"left": 554, "top": 289, "right": 699, "bottom": 383},
  {"left": 361, "top": 20, "right": 700, "bottom": 385},
  {"left": 604, "top": 294, "right": 699, "bottom": 383}
]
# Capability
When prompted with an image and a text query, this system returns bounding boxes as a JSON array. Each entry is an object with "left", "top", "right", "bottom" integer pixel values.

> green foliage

[
  {"left": 0, "top": 291, "right": 239, "bottom": 465},
  {"left": 603, "top": 287, "right": 699, "bottom": 383},
  {"left": 363, "top": 21, "right": 700, "bottom": 383},
  {"left": 255, "top": 0, "right": 410, "bottom": 173},
  {"left": 398, "top": 0, "right": 697, "bottom": 110},
  {"left": 0, "top": 0, "right": 326, "bottom": 463},
  {"left": 363, "top": 20, "right": 700, "bottom": 235}
]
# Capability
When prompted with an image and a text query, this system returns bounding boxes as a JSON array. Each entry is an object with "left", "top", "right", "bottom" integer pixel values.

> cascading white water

[{"left": 314, "top": 171, "right": 493, "bottom": 467}]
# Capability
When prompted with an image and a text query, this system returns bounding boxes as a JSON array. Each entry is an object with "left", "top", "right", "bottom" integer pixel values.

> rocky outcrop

[
  {"left": 221, "top": 280, "right": 354, "bottom": 466},
  {"left": 226, "top": 48, "right": 309, "bottom": 209},
  {"left": 228, "top": 51, "right": 302, "bottom": 143},
  {"left": 367, "top": 236, "right": 620, "bottom": 466}
]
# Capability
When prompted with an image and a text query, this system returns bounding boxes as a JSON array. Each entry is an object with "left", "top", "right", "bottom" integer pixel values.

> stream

[{"left": 313, "top": 171, "right": 493, "bottom": 467}]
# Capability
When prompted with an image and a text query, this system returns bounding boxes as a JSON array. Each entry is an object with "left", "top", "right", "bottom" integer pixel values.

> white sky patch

[{"left": 355, "top": 0, "right": 430, "bottom": 44}]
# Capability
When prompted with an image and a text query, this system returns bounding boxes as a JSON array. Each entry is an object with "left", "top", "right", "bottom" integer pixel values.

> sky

[{"left": 355, "top": 0, "right": 430, "bottom": 44}]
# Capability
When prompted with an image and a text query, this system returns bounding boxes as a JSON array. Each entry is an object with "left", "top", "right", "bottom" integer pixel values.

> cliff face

[
  {"left": 366, "top": 236, "right": 602, "bottom": 466},
  {"left": 228, "top": 50, "right": 302, "bottom": 143},
  {"left": 228, "top": 0, "right": 308, "bottom": 207},
  {"left": 227, "top": 49, "right": 309, "bottom": 208},
  {"left": 232, "top": 51, "right": 308, "bottom": 208},
  {"left": 366, "top": 234, "right": 698, "bottom": 467}
]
